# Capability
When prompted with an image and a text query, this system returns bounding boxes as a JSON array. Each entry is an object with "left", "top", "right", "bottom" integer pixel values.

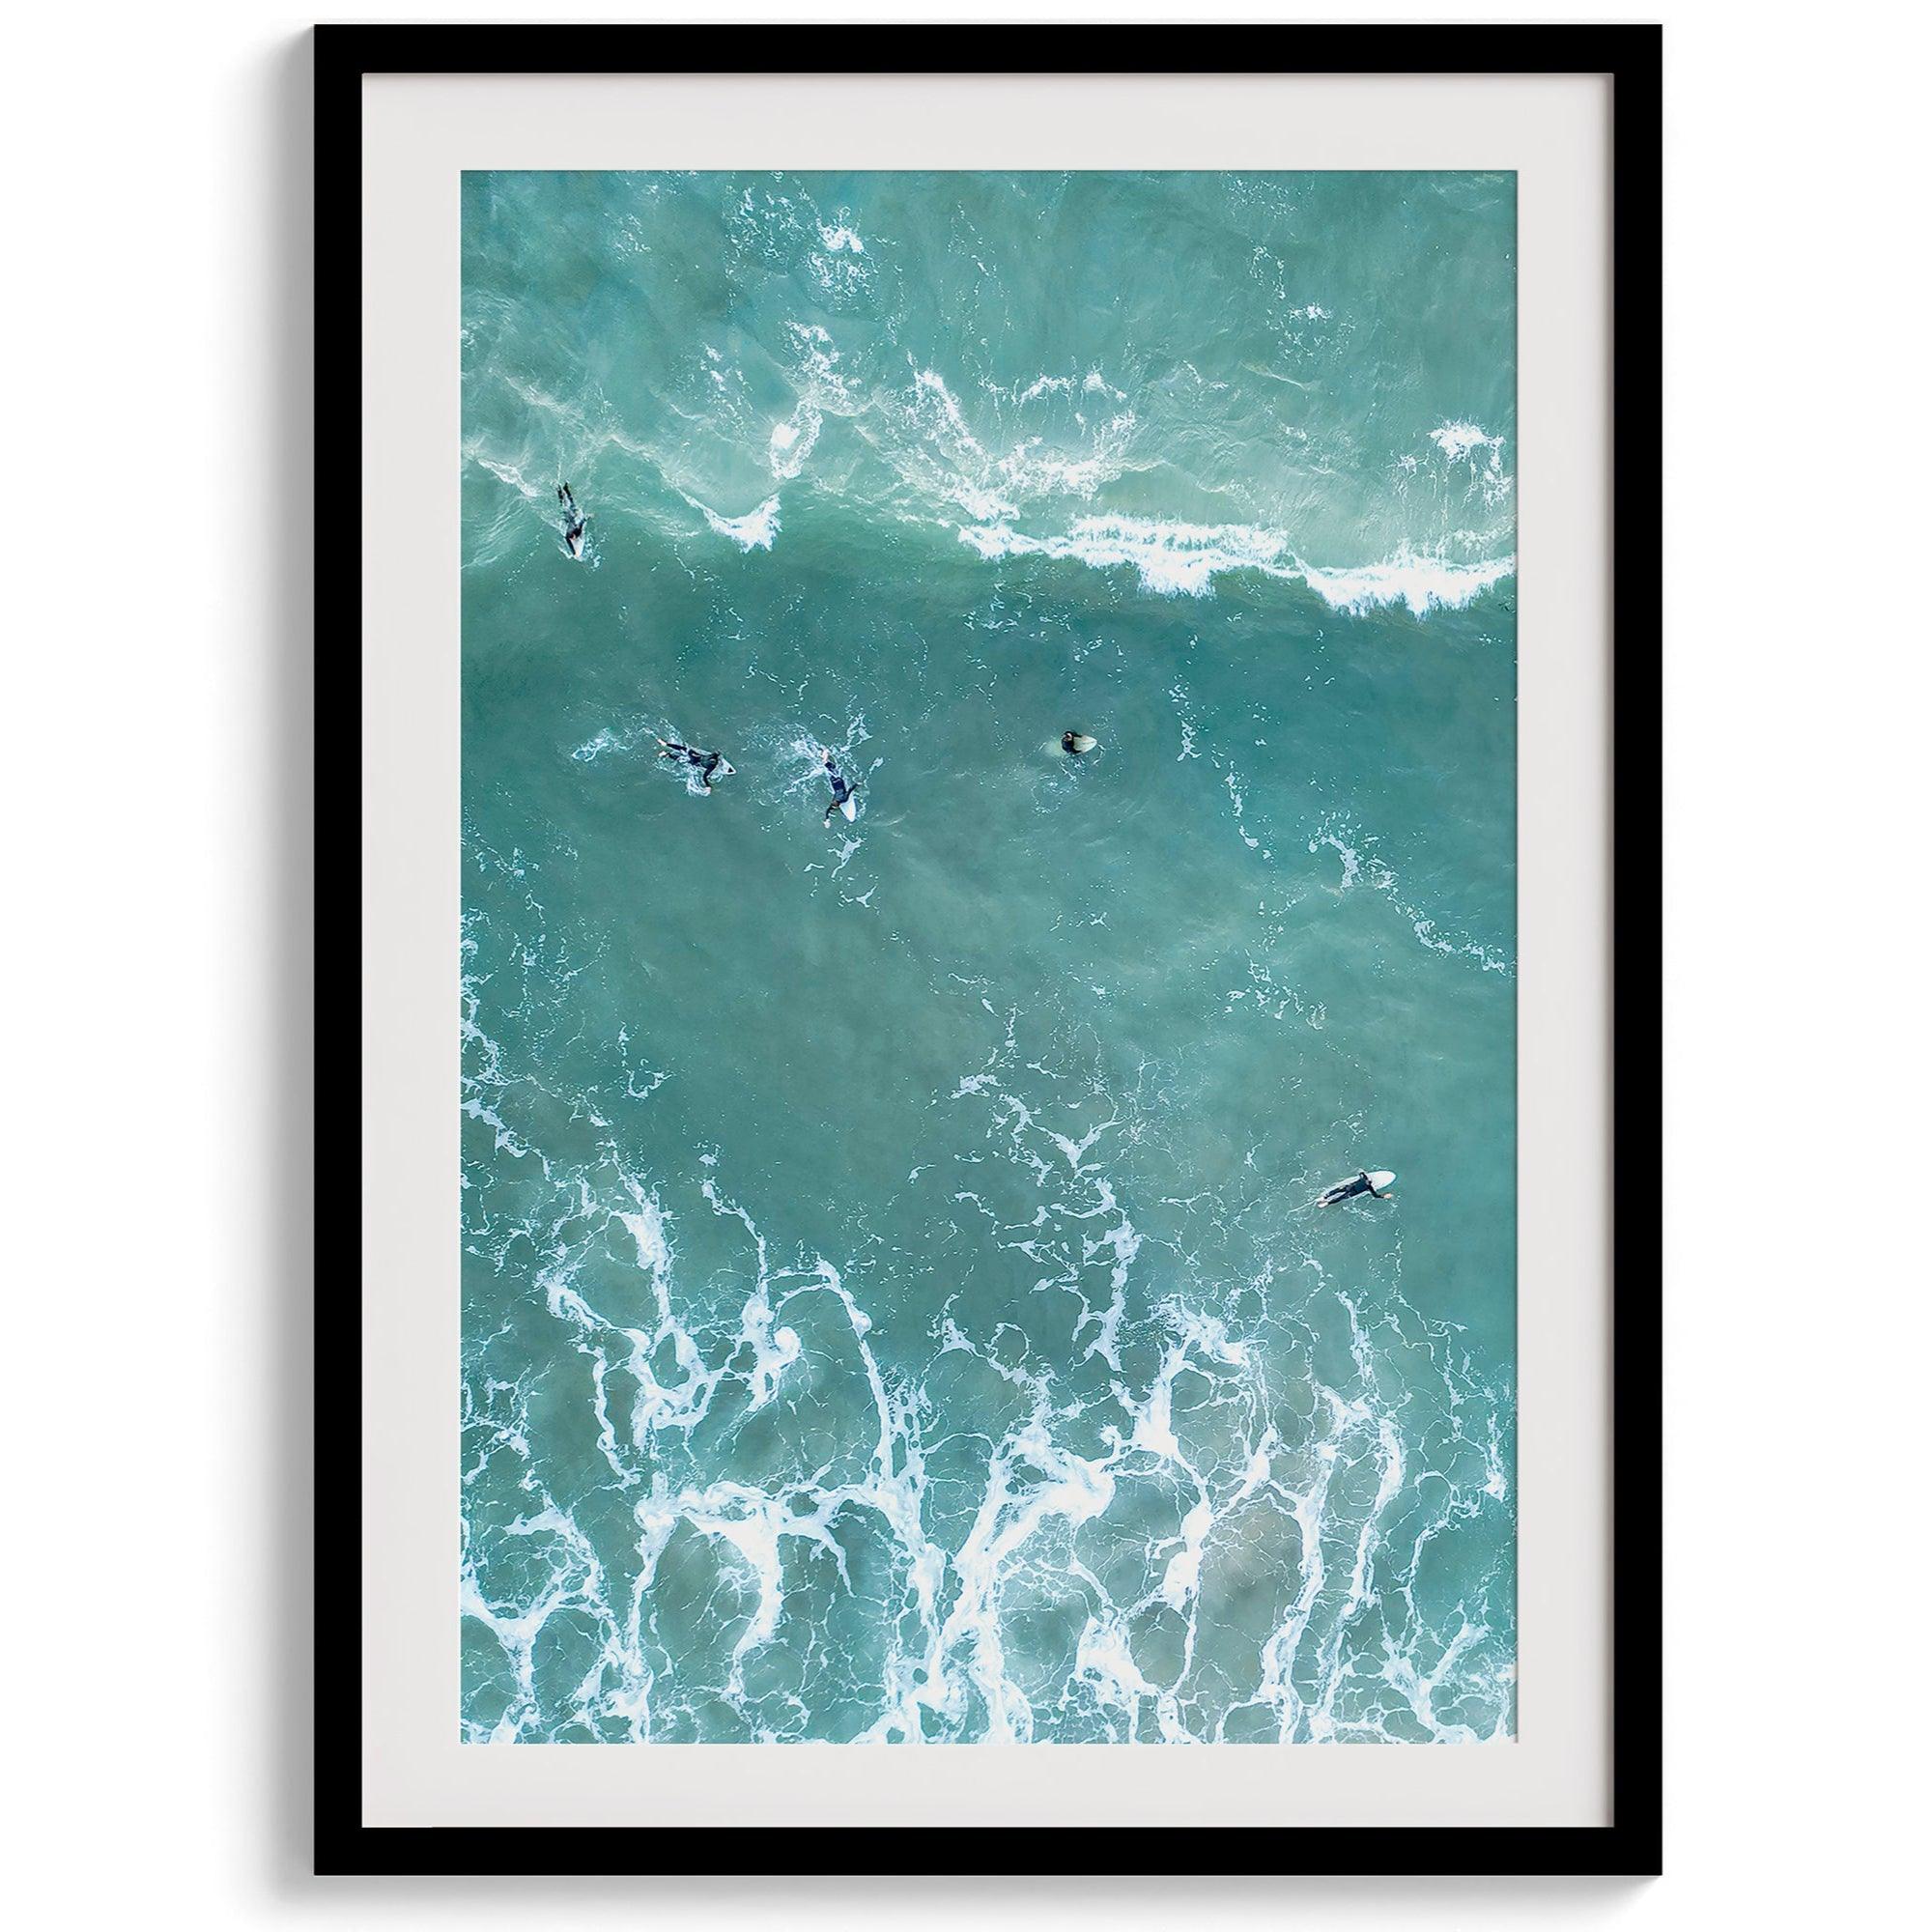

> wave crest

[{"left": 960, "top": 514, "right": 1513, "bottom": 615}]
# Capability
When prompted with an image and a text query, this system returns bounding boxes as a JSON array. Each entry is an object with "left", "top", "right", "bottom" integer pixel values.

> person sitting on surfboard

[
  {"left": 821, "top": 750, "right": 861, "bottom": 824},
  {"left": 657, "top": 737, "right": 734, "bottom": 791},
  {"left": 1062, "top": 730, "right": 1097, "bottom": 756},
  {"left": 557, "top": 481, "right": 589, "bottom": 559},
  {"left": 1318, "top": 1170, "right": 1391, "bottom": 1207}
]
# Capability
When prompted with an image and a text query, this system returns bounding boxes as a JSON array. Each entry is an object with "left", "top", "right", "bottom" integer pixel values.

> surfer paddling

[
  {"left": 1062, "top": 730, "right": 1097, "bottom": 756},
  {"left": 657, "top": 738, "right": 734, "bottom": 792},
  {"left": 1317, "top": 1170, "right": 1394, "bottom": 1207},
  {"left": 820, "top": 750, "right": 861, "bottom": 825},
  {"left": 557, "top": 481, "right": 589, "bottom": 559}
]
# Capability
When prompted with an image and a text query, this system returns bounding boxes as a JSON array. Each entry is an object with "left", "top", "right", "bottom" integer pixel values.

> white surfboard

[
  {"left": 1365, "top": 1170, "right": 1395, "bottom": 1193},
  {"left": 838, "top": 796, "right": 858, "bottom": 821}
]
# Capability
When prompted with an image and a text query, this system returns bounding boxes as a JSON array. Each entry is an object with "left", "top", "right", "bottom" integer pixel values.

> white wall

[{"left": 1, "top": 1, "right": 1922, "bottom": 1923}]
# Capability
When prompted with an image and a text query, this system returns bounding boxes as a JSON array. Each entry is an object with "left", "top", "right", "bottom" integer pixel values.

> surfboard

[
  {"left": 1318, "top": 1169, "right": 1397, "bottom": 1206},
  {"left": 838, "top": 796, "right": 858, "bottom": 821}
]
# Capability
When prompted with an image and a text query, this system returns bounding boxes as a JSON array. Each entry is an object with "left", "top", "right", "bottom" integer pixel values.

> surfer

[
  {"left": 657, "top": 737, "right": 734, "bottom": 791},
  {"left": 1062, "top": 730, "right": 1097, "bottom": 756},
  {"left": 557, "top": 481, "right": 589, "bottom": 559},
  {"left": 1317, "top": 1170, "right": 1391, "bottom": 1207},
  {"left": 821, "top": 750, "right": 861, "bottom": 824}
]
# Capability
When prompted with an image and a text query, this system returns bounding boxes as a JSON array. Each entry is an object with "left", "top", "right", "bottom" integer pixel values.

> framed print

[{"left": 324, "top": 25, "right": 1660, "bottom": 1877}]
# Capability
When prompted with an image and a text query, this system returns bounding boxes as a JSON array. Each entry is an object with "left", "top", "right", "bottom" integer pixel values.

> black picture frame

[{"left": 317, "top": 23, "right": 1661, "bottom": 1881}]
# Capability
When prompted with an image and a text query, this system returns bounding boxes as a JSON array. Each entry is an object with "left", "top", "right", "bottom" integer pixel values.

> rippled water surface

[{"left": 461, "top": 171, "right": 1517, "bottom": 1744}]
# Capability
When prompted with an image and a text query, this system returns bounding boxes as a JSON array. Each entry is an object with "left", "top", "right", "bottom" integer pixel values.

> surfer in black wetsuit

[
  {"left": 821, "top": 750, "right": 861, "bottom": 824},
  {"left": 1317, "top": 1170, "right": 1386, "bottom": 1207},
  {"left": 558, "top": 481, "right": 589, "bottom": 559},
  {"left": 657, "top": 737, "right": 734, "bottom": 791}
]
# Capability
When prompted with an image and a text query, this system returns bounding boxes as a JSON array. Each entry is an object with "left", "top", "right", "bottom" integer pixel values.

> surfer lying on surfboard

[
  {"left": 557, "top": 481, "right": 589, "bottom": 559},
  {"left": 1318, "top": 1169, "right": 1395, "bottom": 1207},
  {"left": 821, "top": 751, "right": 862, "bottom": 824},
  {"left": 657, "top": 737, "right": 734, "bottom": 792}
]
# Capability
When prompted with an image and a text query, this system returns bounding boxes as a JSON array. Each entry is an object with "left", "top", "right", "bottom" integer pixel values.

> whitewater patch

[
  {"left": 753, "top": 347, "right": 1145, "bottom": 515},
  {"left": 1429, "top": 420, "right": 1505, "bottom": 466},
  {"left": 995, "top": 437, "right": 1131, "bottom": 503},
  {"left": 1300, "top": 550, "right": 1516, "bottom": 618},
  {"left": 762, "top": 322, "right": 859, "bottom": 483},
  {"left": 855, "top": 366, "right": 1142, "bottom": 524},
  {"left": 1017, "top": 373, "right": 1074, "bottom": 402},
  {"left": 462, "top": 943, "right": 1518, "bottom": 1743},
  {"left": 959, "top": 515, "right": 1514, "bottom": 614},
  {"left": 960, "top": 517, "right": 1290, "bottom": 597},
  {"left": 1427, "top": 420, "right": 1513, "bottom": 510},
  {"left": 690, "top": 493, "right": 781, "bottom": 551},
  {"left": 1009, "top": 367, "right": 1128, "bottom": 406},
  {"left": 768, "top": 407, "right": 821, "bottom": 480},
  {"left": 806, "top": 220, "right": 877, "bottom": 308}
]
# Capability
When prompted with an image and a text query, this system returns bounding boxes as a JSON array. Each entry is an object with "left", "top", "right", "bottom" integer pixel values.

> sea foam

[
  {"left": 695, "top": 494, "right": 781, "bottom": 551},
  {"left": 960, "top": 514, "right": 1514, "bottom": 614},
  {"left": 1428, "top": 420, "right": 1505, "bottom": 465},
  {"left": 1299, "top": 550, "right": 1517, "bottom": 617}
]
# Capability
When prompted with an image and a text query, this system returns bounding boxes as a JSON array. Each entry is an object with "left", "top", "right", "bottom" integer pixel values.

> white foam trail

[
  {"left": 960, "top": 516, "right": 1293, "bottom": 596},
  {"left": 960, "top": 514, "right": 1514, "bottom": 613},
  {"left": 768, "top": 405, "right": 821, "bottom": 479},
  {"left": 1310, "top": 811, "right": 1514, "bottom": 975},
  {"left": 570, "top": 726, "right": 631, "bottom": 764},
  {"left": 1299, "top": 550, "right": 1516, "bottom": 618}
]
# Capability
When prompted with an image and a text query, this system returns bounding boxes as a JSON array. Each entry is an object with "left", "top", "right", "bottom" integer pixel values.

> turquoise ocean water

[{"left": 460, "top": 172, "right": 1516, "bottom": 1745}]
